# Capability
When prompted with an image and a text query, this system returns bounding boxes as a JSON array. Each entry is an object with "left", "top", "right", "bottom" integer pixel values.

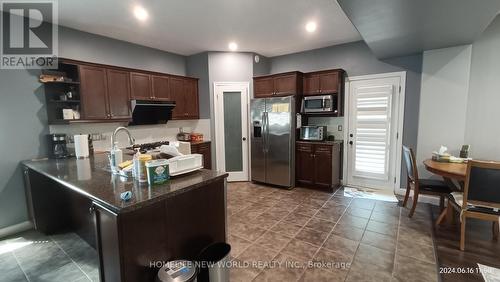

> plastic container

[
  {"left": 197, "top": 243, "right": 231, "bottom": 282},
  {"left": 137, "top": 154, "right": 152, "bottom": 183},
  {"left": 110, "top": 142, "right": 122, "bottom": 171},
  {"left": 190, "top": 133, "right": 204, "bottom": 142},
  {"left": 146, "top": 159, "right": 170, "bottom": 185}
]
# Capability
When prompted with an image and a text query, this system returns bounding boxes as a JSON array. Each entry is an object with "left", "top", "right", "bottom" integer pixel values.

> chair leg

[
  {"left": 436, "top": 199, "right": 451, "bottom": 226},
  {"left": 402, "top": 182, "right": 411, "bottom": 207},
  {"left": 446, "top": 200, "right": 454, "bottom": 225},
  {"left": 435, "top": 209, "right": 447, "bottom": 227},
  {"left": 493, "top": 220, "right": 499, "bottom": 241},
  {"left": 409, "top": 190, "right": 419, "bottom": 218},
  {"left": 460, "top": 215, "right": 467, "bottom": 251}
]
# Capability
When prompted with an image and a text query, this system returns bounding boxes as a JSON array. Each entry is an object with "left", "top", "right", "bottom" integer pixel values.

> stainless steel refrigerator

[{"left": 251, "top": 96, "right": 295, "bottom": 187}]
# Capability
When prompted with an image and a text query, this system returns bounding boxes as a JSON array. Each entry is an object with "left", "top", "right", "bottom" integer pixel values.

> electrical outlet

[
  {"left": 337, "top": 125, "right": 343, "bottom": 131},
  {"left": 90, "top": 133, "right": 105, "bottom": 141}
]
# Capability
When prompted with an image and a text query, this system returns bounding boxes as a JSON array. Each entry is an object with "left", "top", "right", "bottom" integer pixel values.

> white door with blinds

[{"left": 346, "top": 73, "right": 405, "bottom": 191}]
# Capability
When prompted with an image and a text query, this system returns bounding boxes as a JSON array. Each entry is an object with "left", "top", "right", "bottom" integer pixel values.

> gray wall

[
  {"left": 187, "top": 52, "right": 210, "bottom": 119},
  {"left": 465, "top": 15, "right": 500, "bottom": 160},
  {"left": 207, "top": 52, "right": 254, "bottom": 169},
  {"left": 270, "top": 41, "right": 423, "bottom": 187},
  {"left": 0, "top": 26, "right": 187, "bottom": 231},
  {"left": 253, "top": 54, "right": 271, "bottom": 76},
  {"left": 0, "top": 69, "right": 48, "bottom": 229},
  {"left": 59, "top": 26, "right": 186, "bottom": 75}
]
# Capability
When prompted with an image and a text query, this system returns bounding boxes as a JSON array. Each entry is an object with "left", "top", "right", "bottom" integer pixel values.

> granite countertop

[
  {"left": 296, "top": 140, "right": 344, "bottom": 145},
  {"left": 189, "top": 140, "right": 211, "bottom": 145},
  {"left": 22, "top": 154, "right": 228, "bottom": 214}
]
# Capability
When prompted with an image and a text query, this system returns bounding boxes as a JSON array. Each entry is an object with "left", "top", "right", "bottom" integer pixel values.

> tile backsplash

[
  {"left": 307, "top": 117, "right": 344, "bottom": 141},
  {"left": 49, "top": 119, "right": 211, "bottom": 151}
]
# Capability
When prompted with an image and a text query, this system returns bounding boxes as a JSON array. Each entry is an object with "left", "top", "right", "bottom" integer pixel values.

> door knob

[
  {"left": 349, "top": 141, "right": 353, "bottom": 145},
  {"left": 242, "top": 137, "right": 247, "bottom": 141},
  {"left": 350, "top": 133, "right": 353, "bottom": 137}
]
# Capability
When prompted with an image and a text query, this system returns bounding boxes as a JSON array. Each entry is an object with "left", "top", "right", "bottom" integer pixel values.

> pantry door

[
  {"left": 213, "top": 82, "right": 250, "bottom": 182},
  {"left": 346, "top": 72, "right": 406, "bottom": 192}
]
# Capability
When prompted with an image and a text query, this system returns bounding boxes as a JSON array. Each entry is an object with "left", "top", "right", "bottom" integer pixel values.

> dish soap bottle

[{"left": 110, "top": 142, "right": 123, "bottom": 172}]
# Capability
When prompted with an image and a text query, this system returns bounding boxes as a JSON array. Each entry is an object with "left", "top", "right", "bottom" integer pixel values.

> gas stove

[{"left": 126, "top": 141, "right": 170, "bottom": 153}]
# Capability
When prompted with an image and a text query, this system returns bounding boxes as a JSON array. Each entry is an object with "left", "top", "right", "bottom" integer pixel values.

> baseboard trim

[
  {"left": 0, "top": 221, "right": 33, "bottom": 239},
  {"left": 395, "top": 188, "right": 441, "bottom": 206}
]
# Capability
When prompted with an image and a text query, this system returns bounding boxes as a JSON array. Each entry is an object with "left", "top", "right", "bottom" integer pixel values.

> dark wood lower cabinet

[
  {"left": 296, "top": 143, "right": 315, "bottom": 185},
  {"left": 296, "top": 141, "right": 341, "bottom": 190},
  {"left": 191, "top": 141, "right": 212, "bottom": 169},
  {"left": 24, "top": 167, "right": 226, "bottom": 282}
]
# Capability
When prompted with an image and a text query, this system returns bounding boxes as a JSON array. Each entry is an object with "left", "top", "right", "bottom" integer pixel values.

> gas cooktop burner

[{"left": 127, "top": 141, "right": 170, "bottom": 153}]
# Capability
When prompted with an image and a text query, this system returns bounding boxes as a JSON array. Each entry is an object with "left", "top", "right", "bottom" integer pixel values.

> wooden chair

[
  {"left": 437, "top": 160, "right": 500, "bottom": 251},
  {"left": 402, "top": 146, "right": 452, "bottom": 217}
]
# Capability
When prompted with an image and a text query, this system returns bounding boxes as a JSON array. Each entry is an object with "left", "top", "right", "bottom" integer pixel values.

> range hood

[{"left": 129, "top": 100, "right": 176, "bottom": 126}]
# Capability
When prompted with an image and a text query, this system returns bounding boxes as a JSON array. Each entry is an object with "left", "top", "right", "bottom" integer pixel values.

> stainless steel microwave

[
  {"left": 300, "top": 126, "right": 327, "bottom": 141},
  {"left": 301, "top": 95, "right": 337, "bottom": 113}
]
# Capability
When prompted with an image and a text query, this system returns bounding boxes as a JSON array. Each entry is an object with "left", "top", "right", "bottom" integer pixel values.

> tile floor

[
  {"left": 227, "top": 182, "right": 439, "bottom": 282},
  {"left": 0, "top": 231, "right": 99, "bottom": 282},
  {"left": 0, "top": 182, "right": 438, "bottom": 282}
]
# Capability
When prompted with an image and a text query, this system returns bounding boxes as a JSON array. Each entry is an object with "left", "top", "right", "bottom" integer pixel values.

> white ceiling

[{"left": 53, "top": 0, "right": 361, "bottom": 57}]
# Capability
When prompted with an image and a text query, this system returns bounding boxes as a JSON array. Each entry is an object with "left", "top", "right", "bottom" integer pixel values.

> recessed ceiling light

[
  {"left": 133, "top": 5, "right": 148, "bottom": 21},
  {"left": 305, "top": 21, "right": 317, "bottom": 33},
  {"left": 228, "top": 42, "right": 238, "bottom": 51}
]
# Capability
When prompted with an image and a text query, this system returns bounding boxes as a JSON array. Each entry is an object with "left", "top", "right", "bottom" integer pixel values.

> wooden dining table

[
  {"left": 423, "top": 159, "right": 467, "bottom": 190},
  {"left": 423, "top": 159, "right": 468, "bottom": 225}
]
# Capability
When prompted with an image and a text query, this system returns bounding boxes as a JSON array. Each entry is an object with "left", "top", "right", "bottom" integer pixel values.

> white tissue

[{"left": 159, "top": 145, "right": 183, "bottom": 157}]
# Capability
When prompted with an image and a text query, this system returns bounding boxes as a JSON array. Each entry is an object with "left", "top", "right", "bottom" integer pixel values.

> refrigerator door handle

[
  {"left": 262, "top": 112, "right": 267, "bottom": 153},
  {"left": 265, "top": 112, "right": 271, "bottom": 153}
]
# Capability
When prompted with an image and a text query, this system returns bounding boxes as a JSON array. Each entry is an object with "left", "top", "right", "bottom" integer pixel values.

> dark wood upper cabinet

[
  {"left": 106, "top": 69, "right": 131, "bottom": 119},
  {"left": 46, "top": 59, "right": 201, "bottom": 124},
  {"left": 253, "top": 72, "right": 302, "bottom": 98},
  {"left": 152, "top": 75, "right": 170, "bottom": 100},
  {"left": 184, "top": 78, "right": 199, "bottom": 119},
  {"left": 169, "top": 77, "right": 185, "bottom": 119},
  {"left": 79, "top": 65, "right": 108, "bottom": 119},
  {"left": 303, "top": 74, "right": 320, "bottom": 95},
  {"left": 254, "top": 77, "right": 275, "bottom": 98},
  {"left": 303, "top": 70, "right": 344, "bottom": 96},
  {"left": 319, "top": 72, "right": 340, "bottom": 94},
  {"left": 274, "top": 73, "right": 299, "bottom": 96},
  {"left": 130, "top": 72, "right": 152, "bottom": 100}
]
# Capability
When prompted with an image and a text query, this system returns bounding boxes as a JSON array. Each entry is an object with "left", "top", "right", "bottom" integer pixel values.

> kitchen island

[{"left": 22, "top": 154, "right": 228, "bottom": 282}]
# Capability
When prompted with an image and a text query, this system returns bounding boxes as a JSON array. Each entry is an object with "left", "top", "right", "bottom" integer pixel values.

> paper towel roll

[
  {"left": 74, "top": 134, "right": 89, "bottom": 158},
  {"left": 76, "top": 158, "right": 91, "bottom": 180}
]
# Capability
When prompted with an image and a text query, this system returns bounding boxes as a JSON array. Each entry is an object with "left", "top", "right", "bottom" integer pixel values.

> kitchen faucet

[
  {"left": 111, "top": 126, "right": 135, "bottom": 148},
  {"left": 109, "top": 127, "right": 135, "bottom": 172}
]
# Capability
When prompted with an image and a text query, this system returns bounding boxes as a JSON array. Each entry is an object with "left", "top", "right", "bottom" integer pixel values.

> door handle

[
  {"left": 349, "top": 141, "right": 353, "bottom": 145},
  {"left": 242, "top": 137, "right": 247, "bottom": 141}
]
